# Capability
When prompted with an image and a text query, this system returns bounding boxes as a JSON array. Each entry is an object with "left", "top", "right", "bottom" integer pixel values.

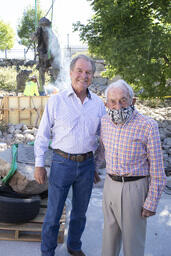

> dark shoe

[{"left": 67, "top": 247, "right": 86, "bottom": 256}]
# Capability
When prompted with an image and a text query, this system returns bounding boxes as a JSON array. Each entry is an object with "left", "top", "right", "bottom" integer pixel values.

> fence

[{"left": 0, "top": 49, "right": 34, "bottom": 60}]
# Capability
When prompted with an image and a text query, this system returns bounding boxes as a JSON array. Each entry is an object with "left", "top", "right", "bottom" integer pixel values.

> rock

[
  {"left": 0, "top": 143, "right": 8, "bottom": 151},
  {"left": 0, "top": 146, "right": 51, "bottom": 195},
  {"left": 6, "top": 134, "right": 13, "bottom": 144},
  {"left": 162, "top": 144, "right": 170, "bottom": 150},
  {"left": 9, "top": 163, "right": 49, "bottom": 194},
  {"left": 14, "top": 133, "right": 25, "bottom": 142},
  {"left": 15, "top": 123, "right": 24, "bottom": 130},
  {"left": 24, "top": 60, "right": 36, "bottom": 66},
  {"left": 14, "top": 129, "right": 22, "bottom": 135},
  {"left": 164, "top": 137, "right": 171, "bottom": 146},
  {"left": 163, "top": 153, "right": 169, "bottom": 163},
  {"left": 32, "top": 127, "right": 38, "bottom": 136},
  {"left": 0, "top": 158, "right": 11, "bottom": 175},
  {"left": 22, "top": 124, "right": 28, "bottom": 131},
  {"left": 23, "top": 129, "right": 34, "bottom": 135},
  {"left": 93, "top": 77, "right": 108, "bottom": 86},
  {"left": 159, "top": 131, "right": 166, "bottom": 141},
  {"left": 167, "top": 124, "right": 171, "bottom": 132},
  {"left": 8, "top": 126, "right": 15, "bottom": 134},
  {"left": 24, "top": 134, "right": 35, "bottom": 142},
  {"left": 2, "top": 132, "right": 8, "bottom": 137}
]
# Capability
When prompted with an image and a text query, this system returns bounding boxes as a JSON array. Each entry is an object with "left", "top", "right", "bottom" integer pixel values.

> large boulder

[{"left": 0, "top": 144, "right": 51, "bottom": 195}]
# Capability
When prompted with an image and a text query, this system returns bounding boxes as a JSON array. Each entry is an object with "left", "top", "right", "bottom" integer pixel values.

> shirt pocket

[{"left": 53, "top": 113, "right": 79, "bottom": 135}]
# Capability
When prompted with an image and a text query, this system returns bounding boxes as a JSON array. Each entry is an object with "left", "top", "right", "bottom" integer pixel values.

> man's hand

[
  {"left": 34, "top": 167, "right": 47, "bottom": 184},
  {"left": 141, "top": 208, "right": 156, "bottom": 218},
  {"left": 94, "top": 171, "right": 101, "bottom": 184}
]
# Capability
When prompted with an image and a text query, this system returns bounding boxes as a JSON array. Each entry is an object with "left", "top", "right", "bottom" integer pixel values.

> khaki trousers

[{"left": 102, "top": 175, "right": 148, "bottom": 256}]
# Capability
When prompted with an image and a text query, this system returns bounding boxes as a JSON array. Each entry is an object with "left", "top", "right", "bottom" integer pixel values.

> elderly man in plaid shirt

[{"left": 98, "top": 79, "right": 166, "bottom": 256}]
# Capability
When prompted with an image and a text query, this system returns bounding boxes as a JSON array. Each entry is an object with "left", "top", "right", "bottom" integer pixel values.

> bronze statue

[{"left": 32, "top": 17, "right": 61, "bottom": 89}]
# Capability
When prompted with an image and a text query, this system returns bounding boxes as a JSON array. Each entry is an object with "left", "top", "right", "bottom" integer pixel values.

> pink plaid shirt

[{"left": 100, "top": 109, "right": 166, "bottom": 212}]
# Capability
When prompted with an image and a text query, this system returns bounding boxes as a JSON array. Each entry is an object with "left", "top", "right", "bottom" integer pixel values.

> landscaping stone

[{"left": 0, "top": 146, "right": 51, "bottom": 195}]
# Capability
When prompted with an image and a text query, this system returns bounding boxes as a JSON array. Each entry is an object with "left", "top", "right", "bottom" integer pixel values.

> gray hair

[
  {"left": 70, "top": 54, "right": 96, "bottom": 74},
  {"left": 105, "top": 79, "right": 134, "bottom": 100}
]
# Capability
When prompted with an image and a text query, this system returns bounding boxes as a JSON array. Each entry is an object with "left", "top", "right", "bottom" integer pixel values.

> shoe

[{"left": 67, "top": 247, "right": 86, "bottom": 256}]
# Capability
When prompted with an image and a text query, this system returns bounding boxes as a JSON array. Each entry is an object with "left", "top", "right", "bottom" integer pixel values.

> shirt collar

[
  {"left": 66, "top": 86, "right": 74, "bottom": 96},
  {"left": 67, "top": 86, "right": 92, "bottom": 99},
  {"left": 87, "top": 89, "right": 92, "bottom": 99}
]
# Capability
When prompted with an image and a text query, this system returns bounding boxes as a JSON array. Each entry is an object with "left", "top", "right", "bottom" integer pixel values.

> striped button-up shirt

[
  {"left": 100, "top": 110, "right": 166, "bottom": 212},
  {"left": 34, "top": 86, "right": 106, "bottom": 167}
]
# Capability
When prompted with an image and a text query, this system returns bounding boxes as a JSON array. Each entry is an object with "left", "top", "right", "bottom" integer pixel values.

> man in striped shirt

[
  {"left": 99, "top": 79, "right": 166, "bottom": 256},
  {"left": 34, "top": 55, "right": 106, "bottom": 256}
]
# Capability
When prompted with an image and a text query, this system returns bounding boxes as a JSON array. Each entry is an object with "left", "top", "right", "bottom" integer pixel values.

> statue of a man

[{"left": 32, "top": 17, "right": 60, "bottom": 88}]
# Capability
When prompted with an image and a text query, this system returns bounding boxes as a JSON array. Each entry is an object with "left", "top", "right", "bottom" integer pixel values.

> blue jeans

[{"left": 41, "top": 152, "right": 95, "bottom": 256}]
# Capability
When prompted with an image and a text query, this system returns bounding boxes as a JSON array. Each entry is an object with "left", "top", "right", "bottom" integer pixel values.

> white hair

[{"left": 105, "top": 79, "right": 134, "bottom": 100}]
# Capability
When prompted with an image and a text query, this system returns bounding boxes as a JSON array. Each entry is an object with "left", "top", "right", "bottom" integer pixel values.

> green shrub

[
  {"left": 136, "top": 97, "right": 167, "bottom": 108},
  {"left": 0, "top": 120, "right": 8, "bottom": 133},
  {"left": 0, "top": 67, "right": 17, "bottom": 91}
]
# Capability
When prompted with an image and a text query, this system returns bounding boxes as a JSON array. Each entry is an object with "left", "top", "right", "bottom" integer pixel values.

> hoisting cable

[
  {"left": 51, "top": 0, "right": 54, "bottom": 26},
  {"left": 45, "top": 0, "right": 56, "bottom": 18}
]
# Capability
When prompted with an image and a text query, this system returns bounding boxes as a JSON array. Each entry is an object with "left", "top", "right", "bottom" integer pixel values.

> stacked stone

[
  {"left": 0, "top": 123, "right": 36, "bottom": 149},
  {"left": 0, "top": 59, "right": 36, "bottom": 67},
  {"left": 135, "top": 102, "right": 171, "bottom": 174}
]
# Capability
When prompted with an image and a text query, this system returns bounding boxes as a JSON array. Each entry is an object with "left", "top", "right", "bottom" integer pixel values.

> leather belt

[
  {"left": 108, "top": 174, "right": 146, "bottom": 182},
  {"left": 54, "top": 149, "right": 93, "bottom": 162}
]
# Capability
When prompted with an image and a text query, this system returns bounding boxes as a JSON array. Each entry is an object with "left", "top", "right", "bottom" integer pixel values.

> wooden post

[{"left": 3, "top": 97, "right": 9, "bottom": 124}]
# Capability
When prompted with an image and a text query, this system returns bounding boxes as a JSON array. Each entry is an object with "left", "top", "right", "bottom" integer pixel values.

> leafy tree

[
  {"left": 17, "top": 6, "right": 44, "bottom": 48},
  {"left": 74, "top": 0, "right": 171, "bottom": 97},
  {"left": 0, "top": 20, "right": 15, "bottom": 50}
]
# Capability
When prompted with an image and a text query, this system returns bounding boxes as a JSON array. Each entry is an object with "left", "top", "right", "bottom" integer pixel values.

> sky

[{"left": 0, "top": 0, "right": 94, "bottom": 48}]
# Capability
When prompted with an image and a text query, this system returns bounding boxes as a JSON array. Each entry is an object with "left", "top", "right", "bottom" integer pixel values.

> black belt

[
  {"left": 108, "top": 174, "right": 146, "bottom": 182},
  {"left": 54, "top": 149, "right": 93, "bottom": 162}
]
